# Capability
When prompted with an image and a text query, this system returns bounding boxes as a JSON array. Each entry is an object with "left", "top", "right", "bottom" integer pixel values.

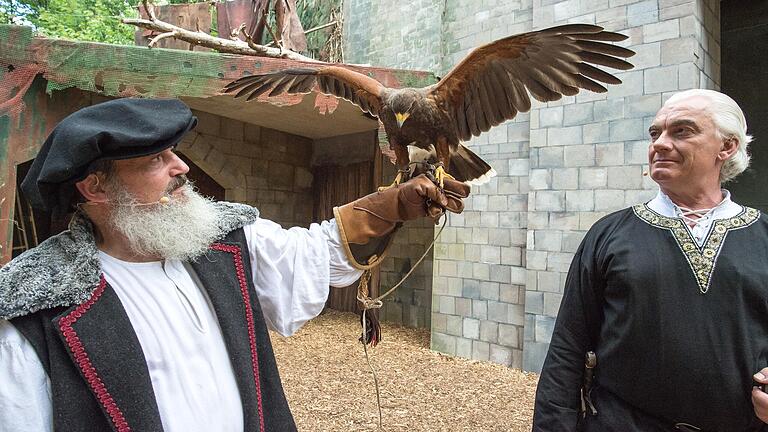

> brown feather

[
  {"left": 570, "top": 31, "right": 629, "bottom": 42},
  {"left": 575, "top": 40, "right": 636, "bottom": 58},
  {"left": 577, "top": 63, "right": 623, "bottom": 85},
  {"left": 538, "top": 23, "right": 605, "bottom": 36},
  {"left": 577, "top": 52, "right": 634, "bottom": 70},
  {"left": 234, "top": 79, "right": 271, "bottom": 99},
  {"left": 568, "top": 73, "right": 608, "bottom": 93},
  {"left": 268, "top": 75, "right": 296, "bottom": 96},
  {"left": 245, "top": 81, "right": 276, "bottom": 101},
  {"left": 287, "top": 75, "right": 316, "bottom": 93},
  {"left": 224, "top": 75, "right": 264, "bottom": 93}
]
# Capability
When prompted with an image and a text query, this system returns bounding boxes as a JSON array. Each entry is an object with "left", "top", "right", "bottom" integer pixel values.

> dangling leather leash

[{"left": 356, "top": 214, "right": 448, "bottom": 429}]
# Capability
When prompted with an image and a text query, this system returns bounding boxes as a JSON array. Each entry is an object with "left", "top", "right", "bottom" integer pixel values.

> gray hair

[{"left": 665, "top": 89, "right": 753, "bottom": 183}]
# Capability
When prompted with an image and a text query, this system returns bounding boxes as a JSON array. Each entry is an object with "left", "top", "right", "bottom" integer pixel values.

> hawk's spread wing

[
  {"left": 428, "top": 24, "right": 635, "bottom": 141},
  {"left": 223, "top": 66, "right": 385, "bottom": 116}
]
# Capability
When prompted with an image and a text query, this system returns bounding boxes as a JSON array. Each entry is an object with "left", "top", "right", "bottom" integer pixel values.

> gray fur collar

[{"left": 0, "top": 201, "right": 259, "bottom": 320}]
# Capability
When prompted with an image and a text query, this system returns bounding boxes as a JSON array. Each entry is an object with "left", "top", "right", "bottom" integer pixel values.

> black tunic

[{"left": 533, "top": 204, "right": 768, "bottom": 432}]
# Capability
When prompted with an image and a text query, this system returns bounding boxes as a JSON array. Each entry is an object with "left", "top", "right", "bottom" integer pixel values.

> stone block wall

[
  {"left": 430, "top": 1, "right": 533, "bottom": 368},
  {"left": 177, "top": 110, "right": 315, "bottom": 228}
]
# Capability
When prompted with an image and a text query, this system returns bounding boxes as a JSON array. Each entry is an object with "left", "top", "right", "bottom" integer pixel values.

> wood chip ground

[{"left": 271, "top": 310, "right": 539, "bottom": 431}]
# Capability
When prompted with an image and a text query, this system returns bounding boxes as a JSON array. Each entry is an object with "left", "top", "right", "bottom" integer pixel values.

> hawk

[{"left": 224, "top": 24, "right": 634, "bottom": 187}]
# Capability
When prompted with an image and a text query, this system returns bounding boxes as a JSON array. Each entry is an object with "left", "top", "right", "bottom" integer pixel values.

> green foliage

[
  {"left": 33, "top": 0, "right": 139, "bottom": 44},
  {"left": 296, "top": 0, "right": 340, "bottom": 60},
  {"left": 1, "top": 0, "right": 338, "bottom": 56}
]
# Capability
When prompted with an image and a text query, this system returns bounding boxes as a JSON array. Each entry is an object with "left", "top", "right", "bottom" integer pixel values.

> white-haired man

[
  {"left": 0, "top": 98, "right": 469, "bottom": 431},
  {"left": 533, "top": 89, "right": 768, "bottom": 431}
]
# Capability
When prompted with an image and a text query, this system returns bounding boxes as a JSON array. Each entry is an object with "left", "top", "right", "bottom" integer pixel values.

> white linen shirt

[{"left": 0, "top": 217, "right": 362, "bottom": 432}]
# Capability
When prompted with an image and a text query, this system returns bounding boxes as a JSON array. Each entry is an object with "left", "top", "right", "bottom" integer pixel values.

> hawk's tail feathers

[{"left": 451, "top": 144, "right": 496, "bottom": 185}]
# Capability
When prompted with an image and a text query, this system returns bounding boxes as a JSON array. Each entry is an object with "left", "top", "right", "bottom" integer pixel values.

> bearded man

[
  {"left": 532, "top": 89, "right": 768, "bottom": 431},
  {"left": 0, "top": 98, "right": 469, "bottom": 432}
]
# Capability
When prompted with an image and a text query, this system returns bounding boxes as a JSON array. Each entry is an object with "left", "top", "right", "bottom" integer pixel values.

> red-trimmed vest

[{"left": 11, "top": 228, "right": 297, "bottom": 432}]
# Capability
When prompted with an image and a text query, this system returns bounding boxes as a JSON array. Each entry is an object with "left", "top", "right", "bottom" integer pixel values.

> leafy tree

[
  {"left": 1, "top": 0, "right": 140, "bottom": 44},
  {"left": 34, "top": 0, "right": 139, "bottom": 44}
]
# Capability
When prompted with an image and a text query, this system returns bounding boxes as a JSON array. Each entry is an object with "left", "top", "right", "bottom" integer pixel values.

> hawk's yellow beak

[{"left": 395, "top": 112, "right": 410, "bottom": 128}]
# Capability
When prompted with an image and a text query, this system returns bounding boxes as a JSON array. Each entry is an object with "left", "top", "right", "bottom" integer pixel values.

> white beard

[{"left": 108, "top": 183, "right": 223, "bottom": 261}]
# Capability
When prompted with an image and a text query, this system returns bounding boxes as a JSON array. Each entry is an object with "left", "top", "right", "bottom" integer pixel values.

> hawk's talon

[
  {"left": 434, "top": 165, "right": 455, "bottom": 189},
  {"left": 378, "top": 169, "right": 408, "bottom": 191}
]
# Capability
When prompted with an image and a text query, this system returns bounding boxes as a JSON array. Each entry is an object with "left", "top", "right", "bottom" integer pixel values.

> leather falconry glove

[{"left": 334, "top": 174, "right": 470, "bottom": 270}]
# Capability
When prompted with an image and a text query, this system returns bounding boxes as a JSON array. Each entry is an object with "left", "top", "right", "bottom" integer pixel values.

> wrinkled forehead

[{"left": 652, "top": 95, "right": 714, "bottom": 128}]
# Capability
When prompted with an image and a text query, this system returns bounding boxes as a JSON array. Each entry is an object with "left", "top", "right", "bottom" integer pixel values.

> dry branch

[{"left": 122, "top": 15, "right": 322, "bottom": 63}]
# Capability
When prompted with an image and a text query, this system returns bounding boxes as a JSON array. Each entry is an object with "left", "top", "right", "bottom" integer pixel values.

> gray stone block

[
  {"left": 607, "top": 165, "right": 643, "bottom": 189},
  {"left": 438, "top": 295, "right": 456, "bottom": 315},
  {"left": 551, "top": 167, "right": 578, "bottom": 190},
  {"left": 594, "top": 98, "right": 625, "bottom": 121},
  {"left": 549, "top": 211, "right": 579, "bottom": 231},
  {"left": 463, "top": 317, "right": 481, "bottom": 339},
  {"left": 501, "top": 247, "right": 523, "bottom": 266},
  {"left": 539, "top": 106, "right": 564, "bottom": 127},
  {"left": 534, "top": 315, "right": 556, "bottom": 343},
  {"left": 534, "top": 190, "right": 566, "bottom": 211},
  {"left": 472, "top": 299, "right": 488, "bottom": 320},
  {"left": 624, "top": 140, "right": 650, "bottom": 164},
  {"left": 487, "top": 301, "right": 508, "bottom": 323},
  {"left": 446, "top": 314, "right": 463, "bottom": 336},
  {"left": 524, "top": 313, "right": 535, "bottom": 342},
  {"left": 583, "top": 122, "right": 610, "bottom": 144},
  {"left": 548, "top": 126, "right": 583, "bottom": 146},
  {"left": 644, "top": 19, "right": 680, "bottom": 43},
  {"left": 534, "top": 230, "right": 563, "bottom": 252},
  {"left": 628, "top": 0, "right": 659, "bottom": 26},
  {"left": 432, "top": 332, "right": 457, "bottom": 356},
  {"left": 630, "top": 42, "right": 661, "bottom": 70},
  {"left": 566, "top": 190, "right": 595, "bottom": 212},
  {"left": 509, "top": 158, "right": 530, "bottom": 176},
  {"left": 499, "top": 323, "right": 520, "bottom": 347},
  {"left": 508, "top": 304, "right": 526, "bottom": 326},
  {"left": 610, "top": 118, "right": 646, "bottom": 141},
  {"left": 537, "top": 271, "right": 562, "bottom": 293},
  {"left": 595, "top": 189, "right": 626, "bottom": 211},
  {"left": 472, "top": 340, "right": 491, "bottom": 362},
  {"left": 595, "top": 142, "right": 625, "bottom": 166},
  {"left": 645, "top": 64, "right": 680, "bottom": 94},
  {"left": 455, "top": 297, "right": 472, "bottom": 317},
  {"left": 547, "top": 252, "right": 575, "bottom": 273},
  {"left": 490, "top": 264, "right": 511, "bottom": 283},
  {"left": 480, "top": 320, "right": 499, "bottom": 343},
  {"left": 499, "top": 283, "right": 522, "bottom": 304},
  {"left": 626, "top": 94, "right": 662, "bottom": 117},
  {"left": 564, "top": 144, "right": 595, "bottom": 167},
  {"left": 455, "top": 337, "right": 473, "bottom": 359},
  {"left": 543, "top": 292, "right": 564, "bottom": 317},
  {"left": 579, "top": 167, "right": 608, "bottom": 189},
  {"left": 563, "top": 102, "right": 594, "bottom": 126},
  {"left": 480, "top": 281, "right": 501, "bottom": 301},
  {"left": 526, "top": 250, "right": 548, "bottom": 271},
  {"left": 490, "top": 344, "right": 513, "bottom": 366},
  {"left": 538, "top": 147, "right": 564, "bottom": 168},
  {"left": 525, "top": 287, "right": 545, "bottom": 314},
  {"left": 523, "top": 341, "right": 551, "bottom": 373}
]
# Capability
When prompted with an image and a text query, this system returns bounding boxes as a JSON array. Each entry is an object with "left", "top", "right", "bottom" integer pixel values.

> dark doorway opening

[{"left": 721, "top": 0, "right": 768, "bottom": 210}]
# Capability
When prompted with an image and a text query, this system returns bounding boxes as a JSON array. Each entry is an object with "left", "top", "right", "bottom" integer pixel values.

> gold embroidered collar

[{"left": 632, "top": 203, "right": 760, "bottom": 294}]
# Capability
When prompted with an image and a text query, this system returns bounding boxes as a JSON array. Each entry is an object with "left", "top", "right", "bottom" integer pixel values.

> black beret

[{"left": 21, "top": 98, "right": 197, "bottom": 213}]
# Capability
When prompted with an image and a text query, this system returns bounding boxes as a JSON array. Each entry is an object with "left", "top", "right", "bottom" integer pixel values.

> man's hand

[
  {"left": 753, "top": 369, "right": 768, "bottom": 423},
  {"left": 334, "top": 174, "right": 471, "bottom": 245}
]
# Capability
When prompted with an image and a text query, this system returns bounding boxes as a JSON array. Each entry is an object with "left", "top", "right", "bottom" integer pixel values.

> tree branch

[{"left": 122, "top": 16, "right": 322, "bottom": 62}]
